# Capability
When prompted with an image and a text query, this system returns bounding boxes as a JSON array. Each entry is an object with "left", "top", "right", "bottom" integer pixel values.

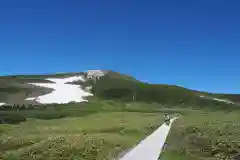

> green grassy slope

[
  {"left": 1, "top": 99, "right": 240, "bottom": 160},
  {"left": 90, "top": 71, "right": 240, "bottom": 109},
  {"left": 161, "top": 110, "right": 240, "bottom": 160},
  {"left": 1, "top": 70, "right": 239, "bottom": 107},
  {"left": 0, "top": 99, "right": 171, "bottom": 159},
  {"left": 0, "top": 72, "right": 84, "bottom": 79}
]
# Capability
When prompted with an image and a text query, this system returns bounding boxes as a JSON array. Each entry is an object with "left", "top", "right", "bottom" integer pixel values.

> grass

[
  {"left": 160, "top": 110, "right": 240, "bottom": 160},
  {"left": 1, "top": 99, "right": 240, "bottom": 160},
  {"left": 0, "top": 72, "right": 84, "bottom": 79},
  {"left": 0, "top": 99, "right": 170, "bottom": 160},
  {"left": 89, "top": 71, "right": 240, "bottom": 108}
]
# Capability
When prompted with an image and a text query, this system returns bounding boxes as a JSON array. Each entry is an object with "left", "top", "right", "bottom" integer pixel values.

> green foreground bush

[
  {"left": 161, "top": 111, "right": 240, "bottom": 160},
  {"left": 0, "top": 112, "right": 26, "bottom": 124},
  {"left": 1, "top": 135, "right": 125, "bottom": 160}
]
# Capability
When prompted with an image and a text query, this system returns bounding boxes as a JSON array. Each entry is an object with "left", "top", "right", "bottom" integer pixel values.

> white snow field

[
  {"left": 120, "top": 117, "right": 177, "bottom": 160},
  {"left": 200, "top": 95, "right": 234, "bottom": 104},
  {"left": 25, "top": 75, "right": 93, "bottom": 104},
  {"left": 212, "top": 98, "right": 234, "bottom": 104}
]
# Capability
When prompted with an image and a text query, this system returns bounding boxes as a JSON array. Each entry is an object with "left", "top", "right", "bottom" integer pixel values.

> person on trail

[
  {"left": 164, "top": 114, "right": 170, "bottom": 122},
  {"left": 176, "top": 112, "right": 180, "bottom": 117}
]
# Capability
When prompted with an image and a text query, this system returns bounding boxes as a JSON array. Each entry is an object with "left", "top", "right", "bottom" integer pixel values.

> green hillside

[
  {"left": 90, "top": 71, "right": 239, "bottom": 109},
  {"left": 1, "top": 70, "right": 239, "bottom": 107},
  {"left": 0, "top": 72, "right": 84, "bottom": 79}
]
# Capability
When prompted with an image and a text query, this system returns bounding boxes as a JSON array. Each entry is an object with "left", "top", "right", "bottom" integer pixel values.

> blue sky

[{"left": 0, "top": 0, "right": 240, "bottom": 93}]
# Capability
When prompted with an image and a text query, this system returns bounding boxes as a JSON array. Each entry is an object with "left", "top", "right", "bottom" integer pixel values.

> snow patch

[
  {"left": 25, "top": 75, "right": 92, "bottom": 104},
  {"left": 212, "top": 98, "right": 234, "bottom": 104},
  {"left": 47, "top": 75, "right": 85, "bottom": 84},
  {"left": 200, "top": 95, "right": 234, "bottom": 104},
  {"left": 0, "top": 103, "right": 5, "bottom": 106}
]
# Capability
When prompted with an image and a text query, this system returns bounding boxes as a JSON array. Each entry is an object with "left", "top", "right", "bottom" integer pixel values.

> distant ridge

[{"left": 0, "top": 70, "right": 239, "bottom": 108}]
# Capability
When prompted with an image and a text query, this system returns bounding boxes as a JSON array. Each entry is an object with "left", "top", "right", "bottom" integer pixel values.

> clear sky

[{"left": 0, "top": 0, "right": 239, "bottom": 93}]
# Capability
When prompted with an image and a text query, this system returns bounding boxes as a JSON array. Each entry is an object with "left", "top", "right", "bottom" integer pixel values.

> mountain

[
  {"left": 0, "top": 70, "right": 239, "bottom": 108},
  {"left": 1, "top": 70, "right": 240, "bottom": 160}
]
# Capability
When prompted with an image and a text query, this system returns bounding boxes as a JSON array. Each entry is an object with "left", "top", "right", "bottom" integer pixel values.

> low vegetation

[
  {"left": 161, "top": 110, "right": 240, "bottom": 160},
  {"left": 91, "top": 72, "right": 240, "bottom": 110},
  {"left": 1, "top": 98, "right": 240, "bottom": 160},
  {"left": 0, "top": 99, "right": 170, "bottom": 159}
]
